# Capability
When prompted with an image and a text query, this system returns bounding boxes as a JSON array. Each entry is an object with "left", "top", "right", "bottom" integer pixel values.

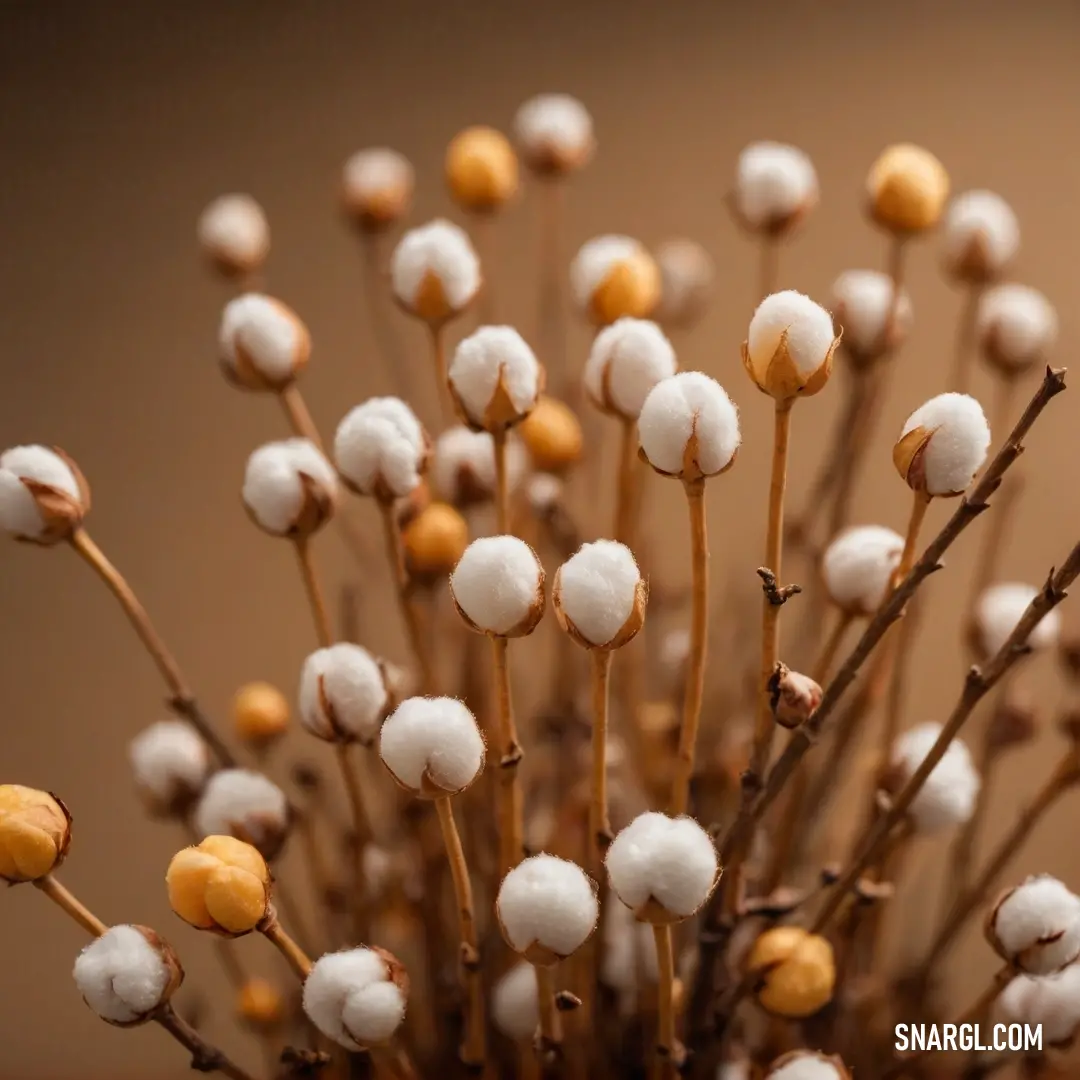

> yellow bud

[
  {"left": 518, "top": 396, "right": 584, "bottom": 475},
  {"left": 166, "top": 835, "right": 270, "bottom": 936},
  {"left": 445, "top": 126, "right": 519, "bottom": 213},
  {"left": 403, "top": 501, "right": 469, "bottom": 583},
  {"left": 589, "top": 252, "right": 661, "bottom": 327},
  {"left": 232, "top": 682, "right": 290, "bottom": 747},
  {"left": 0, "top": 785, "right": 71, "bottom": 883},
  {"left": 745, "top": 926, "right": 835, "bottom": 1018},
  {"left": 237, "top": 977, "right": 286, "bottom": 1029},
  {"left": 867, "top": 144, "right": 950, "bottom": 234}
]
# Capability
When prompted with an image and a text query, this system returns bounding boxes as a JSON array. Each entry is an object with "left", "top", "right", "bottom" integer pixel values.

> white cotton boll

[
  {"left": 584, "top": 318, "right": 678, "bottom": 419},
  {"left": 333, "top": 397, "right": 427, "bottom": 499},
  {"left": 299, "top": 644, "right": 388, "bottom": 745},
  {"left": 492, "top": 962, "right": 540, "bottom": 1040},
  {"left": 219, "top": 294, "right": 308, "bottom": 387},
  {"left": 497, "top": 854, "right": 599, "bottom": 961},
  {"left": 600, "top": 898, "right": 658, "bottom": 995},
  {"left": 432, "top": 427, "right": 528, "bottom": 505},
  {"left": 242, "top": 439, "right": 338, "bottom": 535},
  {"left": 342, "top": 149, "right": 413, "bottom": 207},
  {"left": 976, "top": 284, "right": 1057, "bottom": 371},
  {"left": 655, "top": 239, "right": 714, "bottom": 328},
  {"left": 830, "top": 270, "right": 913, "bottom": 359},
  {"left": 659, "top": 628, "right": 691, "bottom": 675},
  {"left": 765, "top": 1052, "right": 849, "bottom": 1080},
  {"left": 637, "top": 372, "right": 741, "bottom": 480},
  {"left": 73, "top": 925, "right": 176, "bottom": 1025},
  {"left": 746, "top": 290, "right": 836, "bottom": 395},
  {"left": 129, "top": 721, "right": 211, "bottom": 810},
  {"left": 554, "top": 540, "right": 644, "bottom": 649},
  {"left": 896, "top": 393, "right": 991, "bottom": 497},
  {"left": 942, "top": 190, "right": 1020, "bottom": 279},
  {"left": 0, "top": 444, "right": 85, "bottom": 540},
  {"left": 994, "top": 966, "right": 1080, "bottom": 1046},
  {"left": 570, "top": 236, "right": 641, "bottom": 309},
  {"left": 390, "top": 219, "right": 480, "bottom": 316},
  {"left": 448, "top": 327, "right": 541, "bottom": 430},
  {"left": 890, "top": 723, "right": 980, "bottom": 833},
  {"left": 605, "top": 812, "right": 719, "bottom": 921},
  {"left": 974, "top": 582, "right": 1060, "bottom": 659},
  {"left": 302, "top": 948, "right": 407, "bottom": 1050},
  {"left": 821, "top": 525, "right": 904, "bottom": 617},
  {"left": 197, "top": 194, "right": 269, "bottom": 272},
  {"left": 526, "top": 472, "right": 563, "bottom": 514},
  {"left": 989, "top": 876, "right": 1080, "bottom": 975},
  {"left": 513, "top": 93, "right": 594, "bottom": 173},
  {"left": 194, "top": 769, "right": 289, "bottom": 858},
  {"left": 450, "top": 535, "right": 545, "bottom": 636},
  {"left": 733, "top": 142, "right": 818, "bottom": 230},
  {"left": 378, "top": 696, "right": 484, "bottom": 796}
]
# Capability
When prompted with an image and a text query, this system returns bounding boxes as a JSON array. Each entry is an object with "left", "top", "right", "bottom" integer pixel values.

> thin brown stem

[
  {"left": 67, "top": 528, "right": 235, "bottom": 767},
  {"left": 758, "top": 236, "right": 779, "bottom": 303},
  {"left": 943, "top": 720, "right": 998, "bottom": 907},
  {"left": 428, "top": 322, "right": 454, "bottom": 425},
  {"left": 493, "top": 426, "right": 511, "bottom": 535},
  {"left": 652, "top": 924, "right": 680, "bottom": 1080},
  {"left": 811, "top": 539, "right": 1080, "bottom": 934},
  {"left": 260, "top": 912, "right": 314, "bottom": 980},
  {"left": 434, "top": 795, "right": 485, "bottom": 1068},
  {"left": 295, "top": 537, "right": 333, "bottom": 648},
  {"left": 534, "top": 963, "right": 563, "bottom": 1071},
  {"left": 335, "top": 741, "right": 372, "bottom": 942},
  {"left": 589, "top": 649, "right": 614, "bottom": 875},
  {"left": 279, "top": 384, "right": 324, "bottom": 450},
  {"left": 34, "top": 874, "right": 109, "bottom": 936},
  {"left": 538, "top": 178, "right": 567, "bottom": 396},
  {"left": 371, "top": 1043, "right": 421, "bottom": 1080},
  {"left": 669, "top": 478, "right": 709, "bottom": 816},
  {"left": 378, "top": 498, "right": 437, "bottom": 693},
  {"left": 360, "top": 232, "right": 410, "bottom": 397},
  {"left": 688, "top": 367, "right": 1067, "bottom": 1053},
  {"left": 950, "top": 285, "right": 984, "bottom": 395},
  {"left": 491, "top": 634, "right": 525, "bottom": 875},
  {"left": 814, "top": 611, "right": 855, "bottom": 685},
  {"left": 614, "top": 417, "right": 639, "bottom": 547}
]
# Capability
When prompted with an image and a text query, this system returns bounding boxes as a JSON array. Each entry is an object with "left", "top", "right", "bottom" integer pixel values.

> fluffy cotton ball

[
  {"left": 197, "top": 194, "right": 269, "bottom": 273},
  {"left": 570, "top": 235, "right": 660, "bottom": 323},
  {"left": 242, "top": 439, "right": 338, "bottom": 535},
  {"left": 448, "top": 327, "right": 541, "bottom": 430},
  {"left": 989, "top": 876, "right": 1080, "bottom": 975},
  {"left": 942, "top": 190, "right": 1020, "bottom": 279},
  {"left": 821, "top": 525, "right": 904, "bottom": 616},
  {"left": 605, "top": 812, "right": 718, "bottom": 920},
  {"left": 299, "top": 644, "right": 388, "bottom": 744},
  {"left": 497, "top": 854, "right": 599, "bottom": 960},
  {"left": 554, "top": 540, "right": 644, "bottom": 648},
  {"left": 571, "top": 236, "right": 641, "bottom": 308},
  {"left": 831, "top": 270, "right": 913, "bottom": 359},
  {"left": 194, "top": 770, "right": 289, "bottom": 858},
  {"left": 976, "top": 284, "right": 1057, "bottom": 370},
  {"left": 974, "top": 582, "right": 1060, "bottom": 659},
  {"left": 334, "top": 397, "right": 427, "bottom": 499},
  {"left": 302, "top": 948, "right": 407, "bottom": 1050},
  {"left": 450, "top": 535, "right": 545, "bottom": 636},
  {"left": 890, "top": 723, "right": 980, "bottom": 833},
  {"left": 341, "top": 148, "right": 413, "bottom": 227},
  {"left": 513, "top": 93, "right": 594, "bottom": 173},
  {"left": 896, "top": 393, "right": 991, "bottom": 497},
  {"left": 219, "top": 294, "right": 308, "bottom": 388},
  {"left": 431, "top": 426, "right": 527, "bottom": 505},
  {"left": 525, "top": 472, "right": 563, "bottom": 514},
  {"left": 994, "top": 965, "right": 1080, "bottom": 1045},
  {"left": 733, "top": 142, "right": 818, "bottom": 230},
  {"left": 655, "top": 239, "right": 714, "bottom": 327},
  {"left": 492, "top": 962, "right": 540, "bottom": 1040},
  {"left": 600, "top": 897, "right": 659, "bottom": 998},
  {"left": 0, "top": 445, "right": 86, "bottom": 541},
  {"left": 584, "top": 318, "right": 678, "bottom": 419},
  {"left": 745, "top": 290, "right": 836, "bottom": 397},
  {"left": 129, "top": 721, "right": 211, "bottom": 812},
  {"left": 73, "top": 925, "right": 178, "bottom": 1025},
  {"left": 390, "top": 219, "right": 480, "bottom": 317},
  {"left": 637, "top": 372, "right": 741, "bottom": 479},
  {"left": 765, "top": 1051, "right": 850, "bottom": 1080},
  {"left": 378, "top": 696, "right": 485, "bottom": 796}
]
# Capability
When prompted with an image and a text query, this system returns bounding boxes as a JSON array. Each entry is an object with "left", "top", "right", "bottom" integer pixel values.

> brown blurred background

[{"left": 2, "top": 1, "right": 1079, "bottom": 1076}]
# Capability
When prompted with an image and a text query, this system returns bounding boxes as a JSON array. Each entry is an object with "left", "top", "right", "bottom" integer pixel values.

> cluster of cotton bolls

[{"left": 5, "top": 81, "right": 1080, "bottom": 1080}]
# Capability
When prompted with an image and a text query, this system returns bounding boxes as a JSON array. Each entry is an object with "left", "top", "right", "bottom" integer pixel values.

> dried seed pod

[
  {"left": 231, "top": 682, "right": 290, "bottom": 748},
  {"left": 496, "top": 854, "right": 599, "bottom": 964},
  {"left": 445, "top": 126, "right": 519, "bottom": 213},
  {"left": 73, "top": 924, "right": 184, "bottom": 1027},
  {"left": 830, "top": 269, "right": 913, "bottom": 364},
  {"left": 402, "top": 501, "right": 469, "bottom": 584},
  {"left": 942, "top": 190, "right": 1020, "bottom": 284},
  {"left": 448, "top": 326, "right": 543, "bottom": 433},
  {"left": 731, "top": 142, "right": 818, "bottom": 236},
  {"left": 893, "top": 393, "right": 991, "bottom": 498},
  {"left": 745, "top": 926, "right": 836, "bottom": 1019},
  {"left": 333, "top": 397, "right": 429, "bottom": 501},
  {"left": 517, "top": 396, "right": 583, "bottom": 475},
  {"left": 513, "top": 94, "right": 594, "bottom": 176},
  {"left": 242, "top": 439, "right": 338, "bottom": 537},
  {"left": 219, "top": 294, "right": 310, "bottom": 391},
  {"left": 431, "top": 426, "right": 528, "bottom": 507},
  {"left": 605, "top": 812, "right": 719, "bottom": 924},
  {"left": 237, "top": 977, "right": 286, "bottom": 1031},
  {"left": 0, "top": 445, "right": 90, "bottom": 544},
  {"left": 166, "top": 835, "right": 271, "bottom": 936},
  {"left": 986, "top": 875, "right": 1080, "bottom": 975},
  {"left": 299, "top": 644, "right": 389, "bottom": 746},
  {"left": 341, "top": 148, "right": 414, "bottom": 232},
  {"left": 553, "top": 540, "right": 647, "bottom": 650},
  {"left": 744, "top": 290, "right": 838, "bottom": 401},
  {"left": 0, "top": 785, "right": 72, "bottom": 883},
  {"left": 390, "top": 219, "right": 481, "bottom": 324},
  {"left": 866, "top": 143, "right": 950, "bottom": 234},
  {"left": 769, "top": 665, "right": 822, "bottom": 729},
  {"left": 571, "top": 235, "right": 661, "bottom": 326},
  {"left": 197, "top": 194, "right": 269, "bottom": 279},
  {"left": 975, "top": 284, "right": 1057, "bottom": 376}
]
